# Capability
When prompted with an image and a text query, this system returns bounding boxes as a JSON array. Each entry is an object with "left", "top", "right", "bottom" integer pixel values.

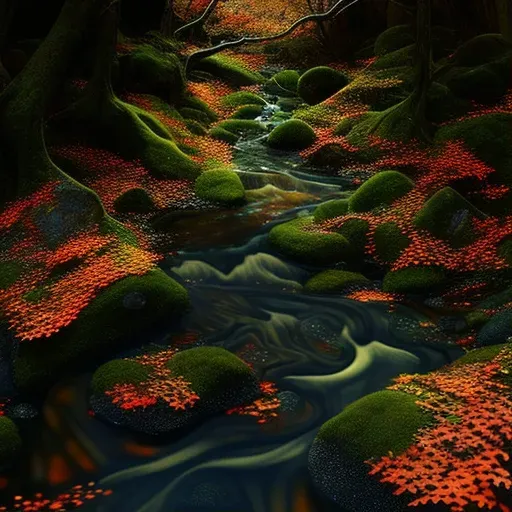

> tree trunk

[
  {"left": 0, "top": 0, "right": 108, "bottom": 198},
  {"left": 496, "top": 0, "right": 512, "bottom": 41},
  {"left": 161, "top": 0, "right": 175, "bottom": 36},
  {"left": 0, "top": 0, "right": 16, "bottom": 89}
]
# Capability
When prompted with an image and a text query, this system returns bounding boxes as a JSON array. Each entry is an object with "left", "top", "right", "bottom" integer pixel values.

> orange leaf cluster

[{"left": 226, "top": 381, "right": 281, "bottom": 424}]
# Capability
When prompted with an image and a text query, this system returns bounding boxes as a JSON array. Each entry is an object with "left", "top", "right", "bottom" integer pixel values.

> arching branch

[
  {"left": 185, "top": 0, "right": 362, "bottom": 71},
  {"left": 174, "top": 0, "right": 221, "bottom": 39}
]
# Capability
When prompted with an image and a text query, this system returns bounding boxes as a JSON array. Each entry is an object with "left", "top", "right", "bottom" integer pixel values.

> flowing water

[{"left": 7, "top": 112, "right": 464, "bottom": 511}]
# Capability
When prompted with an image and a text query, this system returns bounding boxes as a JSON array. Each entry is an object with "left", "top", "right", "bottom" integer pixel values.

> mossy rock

[
  {"left": 231, "top": 104, "right": 264, "bottom": 120},
  {"left": 185, "top": 119, "right": 208, "bottom": 136},
  {"left": 119, "top": 45, "right": 185, "bottom": 101},
  {"left": 265, "top": 70, "right": 300, "bottom": 97},
  {"left": 333, "top": 116, "right": 361, "bottom": 136},
  {"left": 313, "top": 199, "right": 349, "bottom": 222},
  {"left": 297, "top": 66, "right": 349, "bottom": 105},
  {"left": 426, "top": 82, "right": 471, "bottom": 124},
  {"left": 447, "top": 64, "right": 509, "bottom": 103},
  {"left": 371, "top": 44, "right": 415, "bottom": 71},
  {"left": 220, "top": 91, "right": 266, "bottom": 108},
  {"left": 113, "top": 188, "right": 156, "bottom": 214},
  {"left": 179, "top": 107, "right": 212, "bottom": 125},
  {"left": 306, "top": 143, "right": 354, "bottom": 169},
  {"left": 208, "top": 126, "right": 239, "bottom": 145},
  {"left": 194, "top": 168, "right": 245, "bottom": 206},
  {"left": 348, "top": 171, "right": 414, "bottom": 213},
  {"left": 0, "top": 261, "right": 23, "bottom": 290},
  {"left": 382, "top": 266, "right": 447, "bottom": 294},
  {"left": 374, "top": 25, "right": 414, "bottom": 56},
  {"left": 91, "top": 359, "right": 151, "bottom": 395},
  {"left": 14, "top": 269, "right": 189, "bottom": 391},
  {"left": 166, "top": 346, "right": 259, "bottom": 403},
  {"left": 337, "top": 218, "right": 370, "bottom": 258},
  {"left": 305, "top": 270, "right": 370, "bottom": 293},
  {"left": 0, "top": 417, "right": 22, "bottom": 469},
  {"left": 267, "top": 119, "right": 316, "bottom": 150},
  {"left": 434, "top": 114, "right": 512, "bottom": 184},
  {"left": 465, "top": 309, "right": 491, "bottom": 330},
  {"left": 181, "top": 96, "right": 218, "bottom": 122},
  {"left": 452, "top": 33, "right": 512, "bottom": 67},
  {"left": 195, "top": 55, "right": 264, "bottom": 86},
  {"left": 413, "top": 187, "right": 485, "bottom": 245},
  {"left": 216, "top": 119, "right": 266, "bottom": 137},
  {"left": 453, "top": 343, "right": 507, "bottom": 366},
  {"left": 374, "top": 222, "right": 411, "bottom": 264},
  {"left": 498, "top": 239, "right": 512, "bottom": 266},
  {"left": 268, "top": 216, "right": 352, "bottom": 266}
]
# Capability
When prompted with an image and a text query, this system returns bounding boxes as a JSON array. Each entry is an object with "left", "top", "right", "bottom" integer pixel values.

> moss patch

[
  {"left": 196, "top": 55, "right": 264, "bottom": 86},
  {"left": 374, "top": 25, "right": 414, "bottom": 56},
  {"left": 209, "top": 126, "right": 239, "bottom": 145},
  {"left": 268, "top": 216, "right": 351, "bottom": 266},
  {"left": 267, "top": 119, "right": 316, "bottom": 150},
  {"left": 231, "top": 104, "right": 264, "bottom": 120},
  {"left": 0, "top": 261, "right": 23, "bottom": 290},
  {"left": 114, "top": 188, "right": 156, "bottom": 214},
  {"left": 0, "top": 417, "right": 22, "bottom": 469},
  {"left": 382, "top": 266, "right": 447, "bottom": 294},
  {"left": 313, "top": 199, "right": 349, "bottom": 222},
  {"left": 447, "top": 64, "right": 508, "bottom": 103},
  {"left": 374, "top": 222, "right": 411, "bottom": 264},
  {"left": 194, "top": 168, "right": 245, "bottom": 206},
  {"left": 337, "top": 218, "right": 370, "bottom": 258},
  {"left": 348, "top": 171, "right": 414, "bottom": 213},
  {"left": 266, "top": 70, "right": 300, "bottom": 97},
  {"left": 452, "top": 33, "right": 512, "bottom": 67},
  {"left": 453, "top": 343, "right": 506, "bottom": 366},
  {"left": 221, "top": 91, "right": 266, "bottom": 108},
  {"left": 316, "top": 390, "right": 432, "bottom": 461},
  {"left": 305, "top": 270, "right": 370, "bottom": 293},
  {"left": 91, "top": 359, "right": 151, "bottom": 395},
  {"left": 297, "top": 66, "right": 349, "bottom": 105}
]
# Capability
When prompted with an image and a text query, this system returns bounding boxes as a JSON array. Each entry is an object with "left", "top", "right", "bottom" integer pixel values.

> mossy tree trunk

[{"left": 0, "top": 0, "right": 109, "bottom": 201}]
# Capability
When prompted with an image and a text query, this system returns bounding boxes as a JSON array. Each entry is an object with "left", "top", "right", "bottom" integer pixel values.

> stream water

[{"left": 8, "top": 112, "right": 464, "bottom": 511}]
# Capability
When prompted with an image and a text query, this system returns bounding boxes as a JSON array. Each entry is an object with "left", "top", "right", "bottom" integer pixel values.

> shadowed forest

[{"left": 0, "top": 0, "right": 512, "bottom": 510}]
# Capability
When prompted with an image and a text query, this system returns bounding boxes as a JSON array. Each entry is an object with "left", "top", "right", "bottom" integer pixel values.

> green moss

[
  {"left": 498, "top": 239, "right": 512, "bottom": 266},
  {"left": 266, "top": 70, "right": 300, "bottom": 97},
  {"left": 337, "top": 218, "right": 370, "bottom": 258},
  {"left": 216, "top": 119, "right": 266, "bottom": 136},
  {"left": 166, "top": 346, "right": 257, "bottom": 402},
  {"left": 0, "top": 417, "right": 22, "bottom": 468},
  {"left": 453, "top": 343, "right": 506, "bottom": 366},
  {"left": 208, "top": 126, "right": 239, "bottom": 145},
  {"left": 119, "top": 44, "right": 185, "bottom": 101},
  {"left": 91, "top": 359, "right": 151, "bottom": 395},
  {"left": 426, "top": 82, "right": 471, "bottom": 124},
  {"left": 14, "top": 268, "right": 189, "bottom": 391},
  {"left": 434, "top": 114, "right": 512, "bottom": 184},
  {"left": 306, "top": 143, "right": 353, "bottom": 168},
  {"left": 313, "top": 199, "right": 349, "bottom": 222},
  {"left": 194, "top": 168, "right": 245, "bottom": 206},
  {"left": 268, "top": 216, "right": 352, "bottom": 266},
  {"left": 372, "top": 44, "right": 415, "bottom": 70},
  {"left": 231, "top": 104, "right": 264, "bottom": 120},
  {"left": 465, "top": 310, "right": 491, "bottom": 329},
  {"left": 317, "top": 390, "right": 432, "bottom": 461},
  {"left": 196, "top": 55, "right": 264, "bottom": 86},
  {"left": 179, "top": 107, "right": 212, "bottom": 125},
  {"left": 267, "top": 119, "right": 316, "bottom": 150},
  {"left": 453, "top": 33, "right": 512, "bottom": 67},
  {"left": 113, "top": 188, "right": 156, "bottom": 214},
  {"left": 185, "top": 119, "right": 208, "bottom": 136},
  {"left": 23, "top": 287, "right": 49, "bottom": 304},
  {"left": 305, "top": 270, "right": 370, "bottom": 293},
  {"left": 382, "top": 266, "right": 447, "bottom": 294},
  {"left": 413, "top": 187, "right": 484, "bottom": 244},
  {"left": 0, "top": 261, "right": 23, "bottom": 290},
  {"left": 447, "top": 64, "right": 508, "bottom": 103},
  {"left": 220, "top": 91, "right": 266, "bottom": 108},
  {"left": 374, "top": 25, "right": 414, "bottom": 56},
  {"left": 297, "top": 66, "right": 349, "bottom": 105},
  {"left": 333, "top": 116, "right": 360, "bottom": 136},
  {"left": 348, "top": 171, "right": 414, "bottom": 213},
  {"left": 374, "top": 222, "right": 411, "bottom": 264},
  {"left": 99, "top": 216, "right": 139, "bottom": 247},
  {"left": 181, "top": 96, "right": 218, "bottom": 122}
]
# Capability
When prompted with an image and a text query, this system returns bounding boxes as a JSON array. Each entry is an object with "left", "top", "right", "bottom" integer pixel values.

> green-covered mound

[
  {"left": 382, "top": 266, "right": 447, "bottom": 294},
  {"left": 374, "top": 222, "right": 411, "bottom": 264},
  {"left": 194, "top": 167, "right": 245, "bottom": 206},
  {"left": 231, "top": 104, "right": 264, "bottom": 119},
  {"left": 265, "top": 70, "right": 300, "bottom": 97},
  {"left": 113, "top": 188, "right": 156, "bottom": 213},
  {"left": 14, "top": 268, "right": 189, "bottom": 391},
  {"left": 208, "top": 126, "right": 240, "bottom": 145},
  {"left": 0, "top": 417, "right": 22, "bottom": 470},
  {"left": 452, "top": 33, "right": 512, "bottom": 67},
  {"left": 348, "top": 171, "right": 414, "bottom": 213},
  {"left": 297, "top": 66, "right": 349, "bottom": 105},
  {"left": 267, "top": 119, "right": 316, "bottom": 150},
  {"left": 313, "top": 199, "right": 349, "bottom": 222},
  {"left": 309, "top": 390, "right": 432, "bottom": 512},
  {"left": 374, "top": 25, "right": 414, "bottom": 56},
  {"left": 304, "top": 270, "right": 370, "bottom": 293},
  {"left": 268, "top": 216, "right": 352, "bottom": 266},
  {"left": 220, "top": 91, "right": 266, "bottom": 108},
  {"left": 194, "top": 55, "right": 264, "bottom": 86},
  {"left": 89, "top": 346, "right": 260, "bottom": 435}
]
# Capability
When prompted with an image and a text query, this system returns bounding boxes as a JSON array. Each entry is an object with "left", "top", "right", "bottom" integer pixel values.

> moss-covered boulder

[
  {"left": 265, "top": 70, "right": 300, "bottom": 97},
  {"left": 297, "top": 66, "right": 349, "bottom": 105},
  {"left": 14, "top": 268, "right": 189, "bottom": 391},
  {"left": 309, "top": 390, "right": 432, "bottom": 512},
  {"left": 374, "top": 222, "right": 411, "bottom": 264},
  {"left": 476, "top": 309, "right": 512, "bottom": 347},
  {"left": 413, "top": 187, "right": 485, "bottom": 245},
  {"left": 305, "top": 270, "right": 370, "bottom": 293},
  {"left": 216, "top": 119, "right": 266, "bottom": 137},
  {"left": 313, "top": 199, "right": 349, "bottom": 222},
  {"left": 452, "top": 33, "right": 512, "bottom": 67},
  {"left": 426, "top": 82, "right": 471, "bottom": 124},
  {"left": 179, "top": 106, "right": 212, "bottom": 125},
  {"left": 0, "top": 261, "right": 23, "bottom": 290},
  {"left": 231, "top": 104, "right": 264, "bottom": 120},
  {"left": 208, "top": 126, "right": 239, "bottom": 145},
  {"left": 374, "top": 25, "right": 414, "bottom": 56},
  {"left": 220, "top": 91, "right": 266, "bottom": 109},
  {"left": 306, "top": 143, "right": 354, "bottom": 169},
  {"left": 382, "top": 266, "right": 447, "bottom": 294},
  {"left": 119, "top": 45, "right": 185, "bottom": 101},
  {"left": 90, "top": 347, "right": 260, "bottom": 435},
  {"left": 337, "top": 218, "right": 370, "bottom": 259},
  {"left": 181, "top": 96, "right": 218, "bottom": 122},
  {"left": 333, "top": 116, "right": 361, "bottom": 136},
  {"left": 267, "top": 119, "right": 316, "bottom": 150},
  {"left": 371, "top": 44, "right": 415, "bottom": 71},
  {"left": 113, "top": 188, "right": 156, "bottom": 214},
  {"left": 268, "top": 216, "right": 352, "bottom": 266},
  {"left": 499, "top": 239, "right": 512, "bottom": 266},
  {"left": 194, "top": 55, "right": 264, "bottom": 86},
  {"left": 348, "top": 171, "right": 414, "bottom": 213},
  {"left": 0, "top": 417, "right": 22, "bottom": 469},
  {"left": 194, "top": 168, "right": 245, "bottom": 206}
]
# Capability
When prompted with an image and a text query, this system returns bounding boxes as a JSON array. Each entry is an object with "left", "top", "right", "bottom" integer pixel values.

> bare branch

[
  {"left": 174, "top": 0, "right": 221, "bottom": 39},
  {"left": 185, "top": 0, "right": 361, "bottom": 71}
]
